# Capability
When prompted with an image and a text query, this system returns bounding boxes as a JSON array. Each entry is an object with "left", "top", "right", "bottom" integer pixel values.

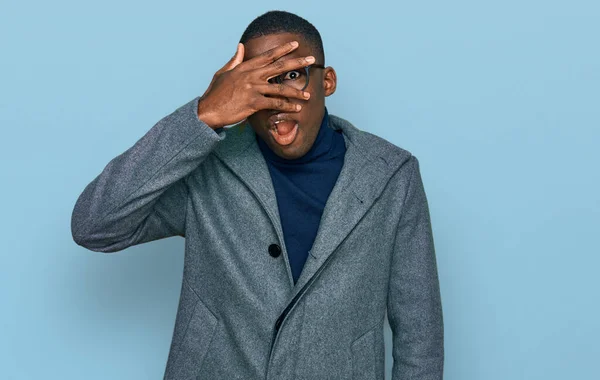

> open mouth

[{"left": 268, "top": 115, "right": 299, "bottom": 146}]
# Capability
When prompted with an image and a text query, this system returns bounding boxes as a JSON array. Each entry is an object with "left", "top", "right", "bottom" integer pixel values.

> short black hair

[{"left": 240, "top": 10, "right": 325, "bottom": 65}]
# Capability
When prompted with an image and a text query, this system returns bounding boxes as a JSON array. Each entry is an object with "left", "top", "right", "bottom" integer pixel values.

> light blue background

[{"left": 1, "top": 0, "right": 598, "bottom": 379}]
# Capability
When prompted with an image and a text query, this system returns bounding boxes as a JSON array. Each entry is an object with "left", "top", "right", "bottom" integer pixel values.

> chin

[{"left": 279, "top": 143, "right": 306, "bottom": 158}]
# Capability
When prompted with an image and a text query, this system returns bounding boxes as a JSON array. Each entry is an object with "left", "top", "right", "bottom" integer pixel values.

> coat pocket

[
  {"left": 350, "top": 325, "right": 378, "bottom": 380},
  {"left": 170, "top": 290, "right": 219, "bottom": 379}
]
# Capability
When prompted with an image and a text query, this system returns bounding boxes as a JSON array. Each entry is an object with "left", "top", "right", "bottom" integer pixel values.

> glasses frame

[{"left": 270, "top": 64, "right": 326, "bottom": 91}]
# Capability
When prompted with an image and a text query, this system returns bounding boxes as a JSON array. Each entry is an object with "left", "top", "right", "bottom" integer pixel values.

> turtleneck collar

[{"left": 256, "top": 107, "right": 338, "bottom": 164}]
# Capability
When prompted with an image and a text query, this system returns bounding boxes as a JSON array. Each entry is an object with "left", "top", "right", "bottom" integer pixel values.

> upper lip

[{"left": 268, "top": 113, "right": 297, "bottom": 129}]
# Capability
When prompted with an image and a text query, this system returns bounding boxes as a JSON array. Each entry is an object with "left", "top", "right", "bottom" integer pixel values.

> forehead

[{"left": 243, "top": 32, "right": 315, "bottom": 61}]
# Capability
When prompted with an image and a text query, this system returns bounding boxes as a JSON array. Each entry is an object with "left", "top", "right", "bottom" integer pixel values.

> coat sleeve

[
  {"left": 387, "top": 155, "right": 444, "bottom": 379},
  {"left": 70, "top": 96, "right": 226, "bottom": 253}
]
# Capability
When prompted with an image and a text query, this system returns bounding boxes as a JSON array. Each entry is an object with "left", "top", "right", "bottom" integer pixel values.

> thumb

[
  {"left": 203, "top": 44, "right": 245, "bottom": 98},
  {"left": 219, "top": 43, "right": 245, "bottom": 73},
  {"left": 230, "top": 43, "right": 245, "bottom": 68}
]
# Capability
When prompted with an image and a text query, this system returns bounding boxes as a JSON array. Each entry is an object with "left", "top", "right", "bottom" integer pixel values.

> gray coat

[{"left": 71, "top": 96, "right": 444, "bottom": 380}]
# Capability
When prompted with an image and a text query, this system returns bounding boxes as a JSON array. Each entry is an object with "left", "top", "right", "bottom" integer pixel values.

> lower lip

[{"left": 269, "top": 123, "right": 299, "bottom": 146}]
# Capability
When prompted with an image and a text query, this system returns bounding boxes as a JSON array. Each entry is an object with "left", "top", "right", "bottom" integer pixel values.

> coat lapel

[
  {"left": 212, "top": 122, "right": 297, "bottom": 289},
  {"left": 291, "top": 115, "right": 406, "bottom": 297},
  {"left": 211, "top": 114, "right": 407, "bottom": 297}
]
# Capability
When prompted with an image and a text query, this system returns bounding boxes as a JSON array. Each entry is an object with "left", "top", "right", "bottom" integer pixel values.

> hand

[{"left": 197, "top": 41, "right": 314, "bottom": 129}]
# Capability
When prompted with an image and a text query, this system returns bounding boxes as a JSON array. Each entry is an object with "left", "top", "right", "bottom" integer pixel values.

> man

[{"left": 71, "top": 10, "right": 444, "bottom": 380}]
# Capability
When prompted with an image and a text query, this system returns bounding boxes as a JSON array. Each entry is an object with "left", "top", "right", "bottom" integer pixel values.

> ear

[{"left": 322, "top": 66, "right": 337, "bottom": 97}]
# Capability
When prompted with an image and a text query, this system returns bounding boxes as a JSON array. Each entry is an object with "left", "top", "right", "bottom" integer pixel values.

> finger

[
  {"left": 239, "top": 40, "right": 299, "bottom": 71},
  {"left": 255, "top": 96, "right": 302, "bottom": 113},
  {"left": 217, "top": 43, "right": 245, "bottom": 75},
  {"left": 255, "top": 83, "right": 310, "bottom": 101},
  {"left": 259, "top": 55, "right": 316, "bottom": 81}
]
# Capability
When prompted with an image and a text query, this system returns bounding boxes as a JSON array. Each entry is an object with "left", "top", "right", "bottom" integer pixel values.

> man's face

[{"left": 243, "top": 32, "right": 336, "bottom": 160}]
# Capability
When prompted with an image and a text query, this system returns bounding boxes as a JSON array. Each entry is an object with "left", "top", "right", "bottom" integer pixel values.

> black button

[{"left": 268, "top": 244, "right": 281, "bottom": 258}]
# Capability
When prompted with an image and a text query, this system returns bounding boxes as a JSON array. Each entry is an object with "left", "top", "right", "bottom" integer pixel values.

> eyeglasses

[{"left": 267, "top": 64, "right": 326, "bottom": 91}]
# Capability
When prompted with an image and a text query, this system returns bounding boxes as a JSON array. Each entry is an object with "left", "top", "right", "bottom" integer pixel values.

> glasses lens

[{"left": 275, "top": 68, "right": 308, "bottom": 90}]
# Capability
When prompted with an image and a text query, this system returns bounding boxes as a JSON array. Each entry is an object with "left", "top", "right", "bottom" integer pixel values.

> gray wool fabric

[{"left": 71, "top": 96, "right": 444, "bottom": 380}]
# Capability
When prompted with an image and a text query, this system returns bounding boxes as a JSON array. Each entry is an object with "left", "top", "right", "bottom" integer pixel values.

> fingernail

[
  {"left": 306, "top": 56, "right": 315, "bottom": 63},
  {"left": 296, "top": 104, "right": 302, "bottom": 111},
  {"left": 303, "top": 92, "right": 310, "bottom": 98},
  {"left": 291, "top": 41, "right": 299, "bottom": 47}
]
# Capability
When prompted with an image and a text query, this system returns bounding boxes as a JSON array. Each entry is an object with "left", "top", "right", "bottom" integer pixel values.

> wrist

[{"left": 196, "top": 99, "right": 221, "bottom": 130}]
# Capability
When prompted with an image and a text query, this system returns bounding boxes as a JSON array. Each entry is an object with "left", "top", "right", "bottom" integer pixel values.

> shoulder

[{"left": 329, "top": 113, "right": 416, "bottom": 170}]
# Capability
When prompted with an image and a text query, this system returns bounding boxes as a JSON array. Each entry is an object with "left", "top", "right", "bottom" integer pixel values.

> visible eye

[{"left": 283, "top": 70, "right": 303, "bottom": 81}]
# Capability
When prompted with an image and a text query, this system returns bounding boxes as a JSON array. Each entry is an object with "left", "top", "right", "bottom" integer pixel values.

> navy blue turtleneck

[{"left": 256, "top": 107, "right": 346, "bottom": 284}]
